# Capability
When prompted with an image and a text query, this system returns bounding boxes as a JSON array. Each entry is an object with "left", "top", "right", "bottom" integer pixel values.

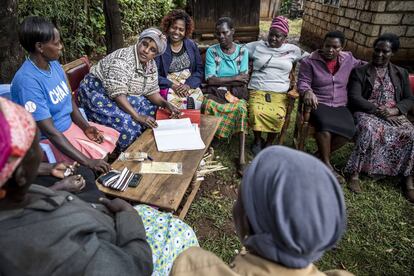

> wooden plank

[
  {"left": 178, "top": 179, "right": 202, "bottom": 220},
  {"left": 98, "top": 115, "right": 221, "bottom": 212}
]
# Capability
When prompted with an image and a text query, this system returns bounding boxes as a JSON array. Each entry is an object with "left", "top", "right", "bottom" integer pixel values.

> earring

[{"left": 243, "top": 234, "right": 249, "bottom": 241}]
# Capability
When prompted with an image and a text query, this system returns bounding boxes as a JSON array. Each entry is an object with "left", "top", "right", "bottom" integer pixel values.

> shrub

[{"left": 18, "top": 0, "right": 174, "bottom": 61}]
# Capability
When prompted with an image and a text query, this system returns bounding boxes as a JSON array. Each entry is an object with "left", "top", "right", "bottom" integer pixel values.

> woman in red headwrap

[{"left": 246, "top": 16, "right": 303, "bottom": 155}]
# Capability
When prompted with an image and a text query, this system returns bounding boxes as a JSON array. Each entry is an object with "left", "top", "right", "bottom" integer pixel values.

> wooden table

[{"left": 98, "top": 114, "right": 221, "bottom": 218}]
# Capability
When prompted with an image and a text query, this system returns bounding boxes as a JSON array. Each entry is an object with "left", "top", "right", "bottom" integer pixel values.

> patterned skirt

[
  {"left": 78, "top": 74, "right": 157, "bottom": 151},
  {"left": 135, "top": 205, "right": 199, "bottom": 276},
  {"left": 203, "top": 98, "right": 248, "bottom": 139},
  {"left": 345, "top": 113, "right": 414, "bottom": 176},
  {"left": 249, "top": 90, "right": 288, "bottom": 133}
]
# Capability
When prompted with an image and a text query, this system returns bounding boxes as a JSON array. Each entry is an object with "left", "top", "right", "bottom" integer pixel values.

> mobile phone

[
  {"left": 128, "top": 173, "right": 143, "bottom": 188},
  {"left": 186, "top": 96, "right": 195, "bottom": 109},
  {"left": 265, "top": 93, "right": 271, "bottom": 103}
]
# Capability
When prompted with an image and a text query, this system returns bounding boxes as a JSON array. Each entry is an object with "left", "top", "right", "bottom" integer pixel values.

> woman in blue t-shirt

[{"left": 11, "top": 16, "right": 119, "bottom": 173}]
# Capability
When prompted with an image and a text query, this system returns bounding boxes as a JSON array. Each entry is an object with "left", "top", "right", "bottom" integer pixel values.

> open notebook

[{"left": 153, "top": 118, "right": 205, "bottom": 152}]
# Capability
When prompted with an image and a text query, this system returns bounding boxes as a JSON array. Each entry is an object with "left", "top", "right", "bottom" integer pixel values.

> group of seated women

[
  {"left": 8, "top": 11, "right": 414, "bottom": 202},
  {"left": 1, "top": 10, "right": 413, "bottom": 276},
  {"left": 7, "top": 9, "right": 414, "bottom": 204},
  {"left": 0, "top": 96, "right": 352, "bottom": 275},
  {"left": 298, "top": 31, "right": 414, "bottom": 202}
]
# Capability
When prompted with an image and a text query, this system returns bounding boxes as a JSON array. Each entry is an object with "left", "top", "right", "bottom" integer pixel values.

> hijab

[{"left": 241, "top": 146, "right": 346, "bottom": 268}]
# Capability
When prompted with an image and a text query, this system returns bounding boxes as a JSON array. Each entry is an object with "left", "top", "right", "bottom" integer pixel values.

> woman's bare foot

[
  {"left": 404, "top": 176, "right": 414, "bottom": 203},
  {"left": 348, "top": 173, "right": 362, "bottom": 193}
]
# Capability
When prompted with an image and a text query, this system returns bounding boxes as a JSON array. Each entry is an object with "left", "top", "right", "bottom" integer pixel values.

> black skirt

[{"left": 310, "top": 104, "right": 356, "bottom": 139}]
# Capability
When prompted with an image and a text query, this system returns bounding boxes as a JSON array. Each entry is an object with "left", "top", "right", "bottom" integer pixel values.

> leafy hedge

[{"left": 18, "top": 0, "right": 175, "bottom": 61}]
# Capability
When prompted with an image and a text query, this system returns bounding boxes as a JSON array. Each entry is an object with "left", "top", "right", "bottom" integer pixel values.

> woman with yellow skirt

[{"left": 246, "top": 16, "right": 303, "bottom": 155}]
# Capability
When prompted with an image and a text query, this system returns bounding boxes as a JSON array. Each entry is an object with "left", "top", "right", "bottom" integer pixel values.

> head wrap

[
  {"left": 138, "top": 27, "right": 167, "bottom": 56},
  {"left": 270, "top": 16, "right": 289, "bottom": 35},
  {"left": 241, "top": 146, "right": 346, "bottom": 268},
  {"left": 0, "top": 97, "right": 37, "bottom": 188}
]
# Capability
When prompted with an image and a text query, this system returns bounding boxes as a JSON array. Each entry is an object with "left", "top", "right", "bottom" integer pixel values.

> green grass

[
  {"left": 186, "top": 137, "right": 414, "bottom": 275},
  {"left": 185, "top": 108, "right": 414, "bottom": 274},
  {"left": 184, "top": 19, "right": 414, "bottom": 275}
]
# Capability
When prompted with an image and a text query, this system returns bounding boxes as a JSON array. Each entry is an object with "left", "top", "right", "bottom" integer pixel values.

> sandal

[
  {"left": 332, "top": 170, "right": 346, "bottom": 185},
  {"left": 403, "top": 177, "right": 414, "bottom": 203},
  {"left": 348, "top": 177, "right": 362, "bottom": 193}
]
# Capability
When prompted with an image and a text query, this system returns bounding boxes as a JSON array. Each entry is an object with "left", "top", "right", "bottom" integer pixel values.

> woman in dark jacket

[
  {"left": 346, "top": 33, "right": 414, "bottom": 202},
  {"left": 156, "top": 9, "right": 204, "bottom": 109}
]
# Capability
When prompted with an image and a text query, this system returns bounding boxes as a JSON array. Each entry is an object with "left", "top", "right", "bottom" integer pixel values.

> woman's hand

[
  {"left": 375, "top": 106, "right": 399, "bottom": 118},
  {"left": 52, "top": 175, "right": 86, "bottom": 193},
  {"left": 234, "top": 74, "right": 249, "bottom": 84},
  {"left": 84, "top": 126, "right": 104, "bottom": 144},
  {"left": 99, "top": 197, "right": 135, "bottom": 213},
  {"left": 303, "top": 90, "right": 318, "bottom": 110},
  {"left": 136, "top": 115, "right": 158, "bottom": 128},
  {"left": 87, "top": 159, "right": 111, "bottom": 174},
  {"left": 173, "top": 84, "right": 191, "bottom": 98},
  {"left": 386, "top": 115, "right": 405, "bottom": 126},
  {"left": 165, "top": 102, "right": 181, "bottom": 119},
  {"left": 51, "top": 162, "right": 79, "bottom": 179}
]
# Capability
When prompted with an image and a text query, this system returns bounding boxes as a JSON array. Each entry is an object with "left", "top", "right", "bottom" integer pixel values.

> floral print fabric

[
  {"left": 345, "top": 68, "right": 414, "bottom": 176},
  {"left": 134, "top": 205, "right": 199, "bottom": 276}
]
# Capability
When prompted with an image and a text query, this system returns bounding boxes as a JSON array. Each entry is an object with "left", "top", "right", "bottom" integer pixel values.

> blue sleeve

[
  {"left": 155, "top": 55, "right": 173, "bottom": 89},
  {"left": 12, "top": 76, "right": 52, "bottom": 122},
  {"left": 239, "top": 45, "right": 249, "bottom": 74},
  {"left": 205, "top": 47, "right": 217, "bottom": 80},
  {"left": 185, "top": 41, "right": 204, "bottom": 88}
]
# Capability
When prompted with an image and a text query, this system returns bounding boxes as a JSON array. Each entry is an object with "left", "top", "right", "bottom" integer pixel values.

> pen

[{"left": 147, "top": 155, "right": 154, "bottom": 161}]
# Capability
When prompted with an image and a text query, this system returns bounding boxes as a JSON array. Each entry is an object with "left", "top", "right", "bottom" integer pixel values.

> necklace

[
  {"left": 28, "top": 57, "right": 52, "bottom": 77},
  {"left": 171, "top": 41, "right": 183, "bottom": 53}
]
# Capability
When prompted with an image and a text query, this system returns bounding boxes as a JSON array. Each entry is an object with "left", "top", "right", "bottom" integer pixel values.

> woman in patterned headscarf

[{"left": 78, "top": 27, "right": 180, "bottom": 150}]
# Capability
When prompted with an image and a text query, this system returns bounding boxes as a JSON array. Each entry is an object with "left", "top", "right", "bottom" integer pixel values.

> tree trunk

[
  {"left": 103, "top": 0, "right": 124, "bottom": 54},
  {"left": 0, "top": 0, "right": 24, "bottom": 83}
]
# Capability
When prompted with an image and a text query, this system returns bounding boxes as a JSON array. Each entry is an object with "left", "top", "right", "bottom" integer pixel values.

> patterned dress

[
  {"left": 78, "top": 46, "right": 160, "bottom": 151},
  {"left": 345, "top": 67, "right": 414, "bottom": 176},
  {"left": 134, "top": 205, "right": 199, "bottom": 276},
  {"left": 78, "top": 74, "right": 157, "bottom": 151}
]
